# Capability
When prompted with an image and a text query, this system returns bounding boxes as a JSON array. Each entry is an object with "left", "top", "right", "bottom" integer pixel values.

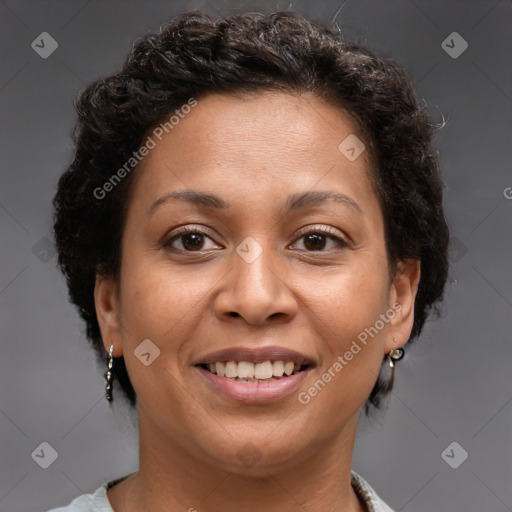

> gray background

[{"left": 1, "top": 0, "right": 511, "bottom": 511}]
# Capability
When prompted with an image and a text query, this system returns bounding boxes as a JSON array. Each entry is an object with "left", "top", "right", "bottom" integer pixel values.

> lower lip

[{"left": 196, "top": 366, "right": 311, "bottom": 403}]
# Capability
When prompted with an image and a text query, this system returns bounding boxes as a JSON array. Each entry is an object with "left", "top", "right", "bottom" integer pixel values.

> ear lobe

[
  {"left": 385, "top": 258, "right": 421, "bottom": 353},
  {"left": 94, "top": 274, "right": 123, "bottom": 356}
]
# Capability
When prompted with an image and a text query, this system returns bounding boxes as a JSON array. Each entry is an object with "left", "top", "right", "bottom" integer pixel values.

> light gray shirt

[{"left": 47, "top": 470, "right": 395, "bottom": 512}]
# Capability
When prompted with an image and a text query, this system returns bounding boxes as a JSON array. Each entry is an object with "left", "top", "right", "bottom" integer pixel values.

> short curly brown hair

[{"left": 53, "top": 10, "right": 449, "bottom": 414}]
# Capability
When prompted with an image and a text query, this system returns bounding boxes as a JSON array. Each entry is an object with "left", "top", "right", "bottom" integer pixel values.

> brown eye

[
  {"left": 164, "top": 227, "right": 220, "bottom": 252},
  {"left": 291, "top": 226, "right": 348, "bottom": 252},
  {"left": 303, "top": 233, "right": 328, "bottom": 251},
  {"left": 178, "top": 232, "right": 206, "bottom": 251}
]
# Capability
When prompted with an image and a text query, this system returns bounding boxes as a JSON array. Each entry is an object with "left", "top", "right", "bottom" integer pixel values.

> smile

[
  {"left": 193, "top": 345, "right": 316, "bottom": 402},
  {"left": 199, "top": 360, "right": 308, "bottom": 381}
]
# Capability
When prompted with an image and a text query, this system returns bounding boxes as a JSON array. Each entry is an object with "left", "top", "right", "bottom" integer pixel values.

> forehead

[{"left": 132, "top": 91, "right": 377, "bottom": 216}]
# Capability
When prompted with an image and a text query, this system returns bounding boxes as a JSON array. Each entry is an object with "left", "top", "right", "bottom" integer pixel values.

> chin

[{"left": 201, "top": 431, "right": 314, "bottom": 477}]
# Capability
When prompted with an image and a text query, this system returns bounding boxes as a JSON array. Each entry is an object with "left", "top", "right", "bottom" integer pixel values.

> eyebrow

[{"left": 148, "top": 189, "right": 362, "bottom": 215}]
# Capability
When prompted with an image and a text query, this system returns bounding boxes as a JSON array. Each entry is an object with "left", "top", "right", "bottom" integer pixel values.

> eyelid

[
  {"left": 293, "top": 224, "right": 349, "bottom": 244},
  {"left": 169, "top": 224, "right": 218, "bottom": 238}
]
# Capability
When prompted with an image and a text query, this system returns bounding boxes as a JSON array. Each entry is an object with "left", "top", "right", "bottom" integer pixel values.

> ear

[
  {"left": 384, "top": 258, "right": 421, "bottom": 353},
  {"left": 94, "top": 274, "right": 123, "bottom": 357}
]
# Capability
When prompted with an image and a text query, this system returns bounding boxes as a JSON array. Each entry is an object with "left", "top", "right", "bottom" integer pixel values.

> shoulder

[
  {"left": 45, "top": 483, "right": 113, "bottom": 512},
  {"left": 351, "top": 470, "right": 395, "bottom": 512}
]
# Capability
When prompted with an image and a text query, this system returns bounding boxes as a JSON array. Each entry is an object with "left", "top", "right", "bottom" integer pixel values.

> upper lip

[{"left": 194, "top": 345, "right": 316, "bottom": 367}]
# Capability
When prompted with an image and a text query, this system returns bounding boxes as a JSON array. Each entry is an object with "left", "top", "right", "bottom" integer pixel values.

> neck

[{"left": 108, "top": 409, "right": 366, "bottom": 512}]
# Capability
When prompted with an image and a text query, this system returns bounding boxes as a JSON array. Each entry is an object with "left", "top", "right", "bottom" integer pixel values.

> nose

[{"left": 212, "top": 242, "right": 298, "bottom": 326}]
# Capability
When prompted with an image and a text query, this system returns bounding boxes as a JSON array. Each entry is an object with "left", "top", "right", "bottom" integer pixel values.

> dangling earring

[
  {"left": 105, "top": 344, "right": 114, "bottom": 403},
  {"left": 389, "top": 346, "right": 404, "bottom": 368}
]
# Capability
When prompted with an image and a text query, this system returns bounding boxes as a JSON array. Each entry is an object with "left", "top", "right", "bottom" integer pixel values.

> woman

[{"left": 50, "top": 9, "right": 449, "bottom": 512}]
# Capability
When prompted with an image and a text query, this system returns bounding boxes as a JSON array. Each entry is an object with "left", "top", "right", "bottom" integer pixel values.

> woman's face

[{"left": 96, "top": 91, "right": 419, "bottom": 473}]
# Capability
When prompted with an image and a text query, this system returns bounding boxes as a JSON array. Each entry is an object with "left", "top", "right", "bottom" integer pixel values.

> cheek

[
  {"left": 311, "top": 254, "right": 391, "bottom": 338},
  {"left": 299, "top": 257, "right": 390, "bottom": 405},
  {"left": 117, "top": 258, "right": 195, "bottom": 409},
  {"left": 118, "top": 252, "right": 203, "bottom": 337},
  {"left": 116, "top": 256, "right": 224, "bottom": 396}
]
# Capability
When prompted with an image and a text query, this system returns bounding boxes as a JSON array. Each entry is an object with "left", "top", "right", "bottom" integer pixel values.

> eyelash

[{"left": 163, "top": 225, "right": 349, "bottom": 253}]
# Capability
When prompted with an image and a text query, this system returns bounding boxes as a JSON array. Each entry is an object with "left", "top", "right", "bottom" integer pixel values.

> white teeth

[
  {"left": 284, "top": 362, "right": 294, "bottom": 376},
  {"left": 272, "top": 360, "right": 284, "bottom": 377},
  {"left": 225, "top": 361, "right": 238, "bottom": 378},
  {"left": 238, "top": 361, "right": 255, "bottom": 379},
  {"left": 205, "top": 360, "right": 303, "bottom": 380},
  {"left": 215, "top": 362, "right": 225, "bottom": 377},
  {"left": 254, "top": 361, "right": 273, "bottom": 379}
]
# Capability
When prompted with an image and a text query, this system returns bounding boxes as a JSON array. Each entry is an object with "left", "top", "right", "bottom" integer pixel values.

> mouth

[
  {"left": 196, "top": 360, "right": 313, "bottom": 382},
  {"left": 193, "top": 346, "right": 316, "bottom": 403}
]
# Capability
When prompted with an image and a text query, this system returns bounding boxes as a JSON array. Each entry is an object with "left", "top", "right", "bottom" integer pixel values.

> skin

[{"left": 95, "top": 91, "right": 420, "bottom": 512}]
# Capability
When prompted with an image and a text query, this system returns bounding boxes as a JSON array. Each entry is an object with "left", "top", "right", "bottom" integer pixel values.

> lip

[
  {"left": 196, "top": 365, "right": 313, "bottom": 403},
  {"left": 193, "top": 345, "right": 316, "bottom": 366}
]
